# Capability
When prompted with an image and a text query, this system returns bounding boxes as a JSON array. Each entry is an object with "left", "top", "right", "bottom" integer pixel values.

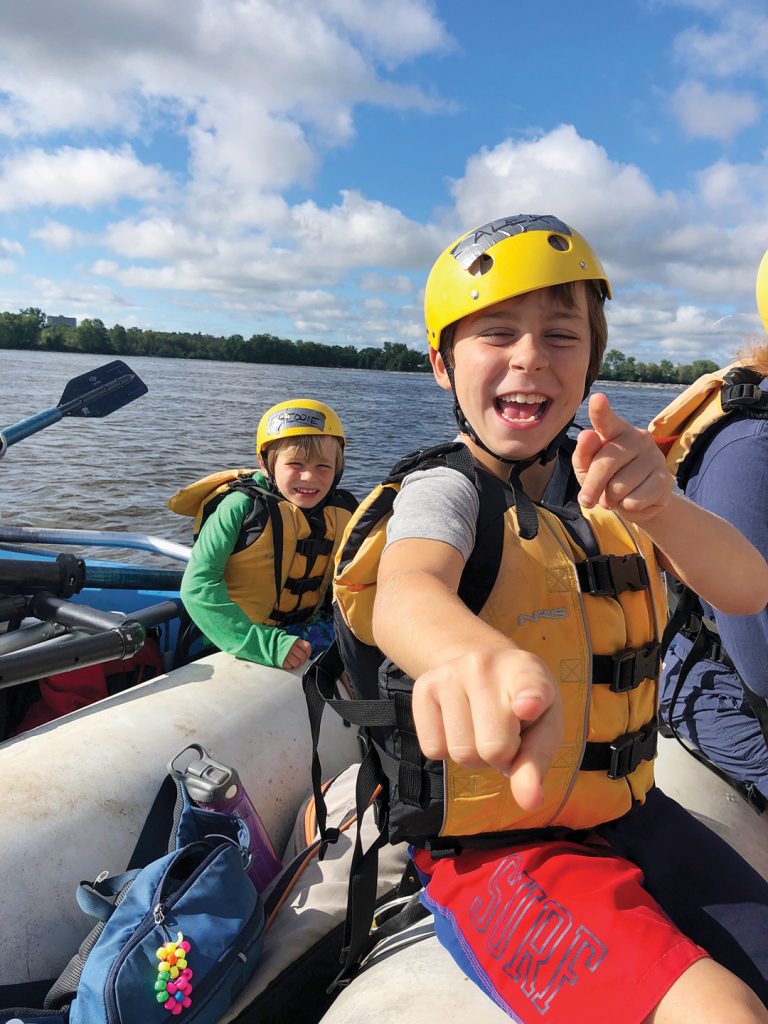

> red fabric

[
  {"left": 13, "top": 638, "right": 165, "bottom": 735},
  {"left": 413, "top": 838, "right": 708, "bottom": 1024}
]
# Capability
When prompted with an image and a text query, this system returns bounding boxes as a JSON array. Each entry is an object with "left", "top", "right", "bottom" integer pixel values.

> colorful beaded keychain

[{"left": 154, "top": 931, "right": 193, "bottom": 1015}]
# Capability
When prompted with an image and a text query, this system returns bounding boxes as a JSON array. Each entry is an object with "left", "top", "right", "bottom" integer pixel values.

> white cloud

[
  {"left": 450, "top": 125, "right": 677, "bottom": 237},
  {"left": 21, "top": 275, "right": 136, "bottom": 321},
  {"left": 671, "top": 81, "right": 759, "bottom": 141},
  {"left": 289, "top": 190, "right": 439, "bottom": 272},
  {"left": 0, "top": 146, "right": 171, "bottom": 212},
  {"left": 0, "top": 0, "right": 447, "bottom": 159},
  {"left": 30, "top": 221, "right": 86, "bottom": 251},
  {"left": 0, "top": 2, "right": 765, "bottom": 367},
  {"left": 0, "top": 238, "right": 24, "bottom": 257},
  {"left": 91, "top": 259, "right": 120, "bottom": 276},
  {"left": 674, "top": 8, "right": 768, "bottom": 78},
  {"left": 449, "top": 125, "right": 678, "bottom": 284},
  {"left": 358, "top": 272, "right": 413, "bottom": 294},
  {"left": 321, "top": 0, "right": 453, "bottom": 63},
  {"left": 104, "top": 218, "right": 212, "bottom": 262}
]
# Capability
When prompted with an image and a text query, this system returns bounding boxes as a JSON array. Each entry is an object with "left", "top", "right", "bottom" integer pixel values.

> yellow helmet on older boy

[
  {"left": 256, "top": 398, "right": 345, "bottom": 457},
  {"left": 424, "top": 214, "right": 611, "bottom": 350}
]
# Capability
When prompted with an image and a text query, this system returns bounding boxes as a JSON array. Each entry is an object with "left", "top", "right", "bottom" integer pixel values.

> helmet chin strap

[{"left": 445, "top": 361, "right": 572, "bottom": 540}]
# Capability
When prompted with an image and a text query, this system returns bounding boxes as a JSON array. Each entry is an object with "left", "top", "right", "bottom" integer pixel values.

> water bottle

[{"left": 169, "top": 743, "right": 281, "bottom": 892}]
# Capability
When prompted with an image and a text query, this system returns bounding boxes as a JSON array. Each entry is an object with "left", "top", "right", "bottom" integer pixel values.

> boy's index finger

[{"left": 588, "top": 392, "right": 628, "bottom": 442}]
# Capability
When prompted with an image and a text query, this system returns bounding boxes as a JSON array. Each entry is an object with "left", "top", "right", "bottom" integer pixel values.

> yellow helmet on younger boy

[
  {"left": 424, "top": 214, "right": 612, "bottom": 350},
  {"left": 757, "top": 249, "right": 768, "bottom": 335},
  {"left": 255, "top": 398, "right": 345, "bottom": 457}
]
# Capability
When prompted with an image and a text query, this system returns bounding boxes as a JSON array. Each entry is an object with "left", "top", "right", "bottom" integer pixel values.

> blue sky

[{"left": 0, "top": 0, "right": 767, "bottom": 364}]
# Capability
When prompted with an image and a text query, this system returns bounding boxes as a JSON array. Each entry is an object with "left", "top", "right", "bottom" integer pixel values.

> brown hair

[
  {"left": 439, "top": 280, "right": 608, "bottom": 392},
  {"left": 739, "top": 342, "right": 768, "bottom": 378},
  {"left": 263, "top": 434, "right": 344, "bottom": 477}
]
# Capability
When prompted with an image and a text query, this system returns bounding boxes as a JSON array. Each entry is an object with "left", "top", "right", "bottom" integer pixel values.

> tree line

[
  {"left": 600, "top": 349, "right": 719, "bottom": 385},
  {"left": 1, "top": 307, "right": 720, "bottom": 382},
  {"left": 0, "top": 308, "right": 429, "bottom": 373}
]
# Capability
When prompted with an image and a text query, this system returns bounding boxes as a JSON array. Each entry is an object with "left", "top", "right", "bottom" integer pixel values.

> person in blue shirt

[{"left": 649, "top": 249, "right": 768, "bottom": 806}]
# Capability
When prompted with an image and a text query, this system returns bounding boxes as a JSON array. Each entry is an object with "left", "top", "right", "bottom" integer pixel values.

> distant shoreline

[{"left": 595, "top": 379, "right": 685, "bottom": 389}]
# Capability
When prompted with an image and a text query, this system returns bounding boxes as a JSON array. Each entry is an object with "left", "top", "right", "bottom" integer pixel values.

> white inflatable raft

[{"left": 1, "top": 653, "right": 767, "bottom": 1023}]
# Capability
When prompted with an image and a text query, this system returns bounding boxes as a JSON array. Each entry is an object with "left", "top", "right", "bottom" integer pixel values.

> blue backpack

[{"left": 0, "top": 774, "right": 265, "bottom": 1023}]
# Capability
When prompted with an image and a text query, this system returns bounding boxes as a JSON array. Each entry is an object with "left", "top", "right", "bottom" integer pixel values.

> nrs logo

[{"left": 517, "top": 607, "right": 568, "bottom": 626}]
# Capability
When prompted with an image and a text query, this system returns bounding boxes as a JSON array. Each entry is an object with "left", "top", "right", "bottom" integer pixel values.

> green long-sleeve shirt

[{"left": 179, "top": 477, "right": 298, "bottom": 668}]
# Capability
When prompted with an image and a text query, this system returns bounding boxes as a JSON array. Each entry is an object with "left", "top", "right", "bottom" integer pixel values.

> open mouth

[{"left": 494, "top": 392, "right": 549, "bottom": 424}]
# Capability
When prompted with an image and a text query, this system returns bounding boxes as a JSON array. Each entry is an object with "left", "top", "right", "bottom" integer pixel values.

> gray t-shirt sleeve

[{"left": 384, "top": 466, "right": 479, "bottom": 563}]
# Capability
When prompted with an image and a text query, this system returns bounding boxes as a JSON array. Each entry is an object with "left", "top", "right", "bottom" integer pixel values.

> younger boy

[
  {"left": 174, "top": 398, "right": 356, "bottom": 670},
  {"left": 341, "top": 216, "right": 768, "bottom": 1022}
]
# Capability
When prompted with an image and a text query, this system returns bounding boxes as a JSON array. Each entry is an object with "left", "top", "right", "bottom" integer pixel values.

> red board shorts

[{"left": 412, "top": 837, "right": 708, "bottom": 1024}]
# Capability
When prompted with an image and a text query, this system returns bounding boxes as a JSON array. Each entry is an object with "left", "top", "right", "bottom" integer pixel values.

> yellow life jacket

[
  {"left": 648, "top": 363, "right": 768, "bottom": 486},
  {"left": 168, "top": 469, "right": 357, "bottom": 627},
  {"left": 320, "top": 444, "right": 667, "bottom": 847}
]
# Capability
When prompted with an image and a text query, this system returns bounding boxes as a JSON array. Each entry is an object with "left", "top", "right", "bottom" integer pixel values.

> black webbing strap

[
  {"left": 742, "top": 683, "right": 768, "bottom": 748},
  {"left": 265, "top": 499, "right": 285, "bottom": 620},
  {"left": 303, "top": 643, "right": 396, "bottom": 841},
  {"left": 592, "top": 642, "right": 661, "bottom": 692},
  {"left": 368, "top": 892, "right": 430, "bottom": 947},
  {"left": 507, "top": 463, "right": 539, "bottom": 540},
  {"left": 581, "top": 718, "right": 658, "bottom": 780},
  {"left": 126, "top": 774, "right": 183, "bottom": 868},
  {"left": 576, "top": 553, "right": 649, "bottom": 597},
  {"left": 330, "top": 747, "right": 390, "bottom": 990},
  {"left": 662, "top": 592, "right": 768, "bottom": 813},
  {"left": 268, "top": 606, "right": 313, "bottom": 625},
  {"left": 284, "top": 574, "right": 324, "bottom": 596},
  {"left": 262, "top": 803, "right": 359, "bottom": 921},
  {"left": 372, "top": 741, "right": 443, "bottom": 802}
]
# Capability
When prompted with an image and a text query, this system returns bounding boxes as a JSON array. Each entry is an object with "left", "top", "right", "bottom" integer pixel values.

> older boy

[{"left": 365, "top": 216, "right": 768, "bottom": 1023}]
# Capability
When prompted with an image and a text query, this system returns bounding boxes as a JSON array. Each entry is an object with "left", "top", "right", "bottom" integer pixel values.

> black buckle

[
  {"left": 581, "top": 556, "right": 614, "bottom": 597},
  {"left": 296, "top": 537, "right": 334, "bottom": 557},
  {"left": 722, "top": 382, "right": 764, "bottom": 410},
  {"left": 607, "top": 733, "right": 636, "bottom": 780},
  {"left": 270, "top": 607, "right": 312, "bottom": 625},
  {"left": 607, "top": 721, "right": 658, "bottom": 780},
  {"left": 285, "top": 575, "right": 323, "bottom": 595},
  {"left": 610, "top": 643, "right": 661, "bottom": 692},
  {"left": 579, "top": 554, "right": 649, "bottom": 598},
  {"left": 424, "top": 838, "right": 461, "bottom": 860}
]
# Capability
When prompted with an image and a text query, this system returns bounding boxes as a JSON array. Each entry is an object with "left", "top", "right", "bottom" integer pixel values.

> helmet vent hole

[
  {"left": 548, "top": 234, "right": 570, "bottom": 252},
  {"left": 467, "top": 253, "right": 494, "bottom": 277}
]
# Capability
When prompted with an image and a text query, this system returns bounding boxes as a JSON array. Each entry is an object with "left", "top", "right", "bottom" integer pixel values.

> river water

[{"left": 0, "top": 350, "right": 683, "bottom": 562}]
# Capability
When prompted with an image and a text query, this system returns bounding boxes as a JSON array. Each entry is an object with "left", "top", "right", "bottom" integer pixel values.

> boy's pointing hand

[
  {"left": 412, "top": 646, "right": 563, "bottom": 812},
  {"left": 573, "top": 392, "right": 673, "bottom": 523}
]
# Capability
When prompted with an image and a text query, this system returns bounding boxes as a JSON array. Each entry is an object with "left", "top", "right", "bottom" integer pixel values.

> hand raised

[
  {"left": 572, "top": 392, "right": 673, "bottom": 522},
  {"left": 412, "top": 645, "right": 563, "bottom": 812}
]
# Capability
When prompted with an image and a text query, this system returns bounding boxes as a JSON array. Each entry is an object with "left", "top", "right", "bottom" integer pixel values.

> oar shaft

[{"left": 1, "top": 408, "right": 63, "bottom": 447}]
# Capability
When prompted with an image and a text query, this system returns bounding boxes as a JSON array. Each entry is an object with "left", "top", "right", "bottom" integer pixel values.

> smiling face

[
  {"left": 268, "top": 436, "right": 340, "bottom": 509},
  {"left": 431, "top": 283, "right": 592, "bottom": 481}
]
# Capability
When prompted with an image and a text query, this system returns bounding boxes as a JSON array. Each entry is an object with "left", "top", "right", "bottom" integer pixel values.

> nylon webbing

[
  {"left": 330, "top": 747, "right": 389, "bottom": 989},
  {"left": 662, "top": 590, "right": 768, "bottom": 813}
]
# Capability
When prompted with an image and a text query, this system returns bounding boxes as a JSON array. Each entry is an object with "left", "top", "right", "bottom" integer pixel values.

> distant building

[{"left": 46, "top": 314, "right": 77, "bottom": 328}]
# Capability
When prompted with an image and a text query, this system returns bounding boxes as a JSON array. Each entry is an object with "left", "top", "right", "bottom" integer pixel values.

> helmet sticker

[
  {"left": 267, "top": 407, "right": 326, "bottom": 435},
  {"left": 451, "top": 214, "right": 573, "bottom": 270}
]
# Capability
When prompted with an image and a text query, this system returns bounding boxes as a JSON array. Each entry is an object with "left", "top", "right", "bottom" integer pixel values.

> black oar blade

[{"left": 58, "top": 359, "right": 148, "bottom": 418}]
